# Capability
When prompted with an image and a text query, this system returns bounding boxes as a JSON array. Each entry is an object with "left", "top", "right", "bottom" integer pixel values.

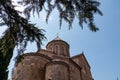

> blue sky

[
  {"left": 0, "top": 0, "right": 120, "bottom": 80},
  {"left": 29, "top": 0, "right": 120, "bottom": 80}
]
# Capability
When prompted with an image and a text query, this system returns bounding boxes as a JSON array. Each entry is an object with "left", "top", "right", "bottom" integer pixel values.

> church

[{"left": 13, "top": 36, "right": 93, "bottom": 80}]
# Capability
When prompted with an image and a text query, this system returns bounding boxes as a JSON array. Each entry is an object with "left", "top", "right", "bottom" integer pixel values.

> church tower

[{"left": 46, "top": 36, "right": 70, "bottom": 57}]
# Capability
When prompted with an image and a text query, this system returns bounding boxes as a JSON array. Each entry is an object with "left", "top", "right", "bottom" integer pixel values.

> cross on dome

[{"left": 53, "top": 36, "right": 61, "bottom": 40}]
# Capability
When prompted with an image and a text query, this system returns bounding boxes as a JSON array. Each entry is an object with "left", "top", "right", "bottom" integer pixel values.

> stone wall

[
  {"left": 72, "top": 54, "right": 93, "bottom": 80},
  {"left": 69, "top": 60, "right": 81, "bottom": 80},
  {"left": 45, "top": 61, "right": 69, "bottom": 80},
  {"left": 13, "top": 54, "right": 51, "bottom": 80}
]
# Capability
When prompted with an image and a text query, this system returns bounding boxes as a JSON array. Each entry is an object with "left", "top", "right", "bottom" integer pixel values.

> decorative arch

[{"left": 44, "top": 61, "right": 70, "bottom": 80}]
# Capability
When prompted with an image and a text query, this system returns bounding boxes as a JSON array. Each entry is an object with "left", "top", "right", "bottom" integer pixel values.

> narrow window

[
  {"left": 55, "top": 45, "right": 58, "bottom": 54},
  {"left": 50, "top": 47, "right": 52, "bottom": 51},
  {"left": 61, "top": 46, "right": 65, "bottom": 56}
]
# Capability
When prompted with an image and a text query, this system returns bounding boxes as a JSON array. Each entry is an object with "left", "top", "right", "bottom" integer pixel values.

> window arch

[
  {"left": 55, "top": 45, "right": 58, "bottom": 54},
  {"left": 61, "top": 46, "right": 65, "bottom": 56}
]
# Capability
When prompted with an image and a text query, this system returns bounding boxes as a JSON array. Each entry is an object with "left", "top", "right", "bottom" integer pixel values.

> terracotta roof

[{"left": 46, "top": 36, "right": 69, "bottom": 49}]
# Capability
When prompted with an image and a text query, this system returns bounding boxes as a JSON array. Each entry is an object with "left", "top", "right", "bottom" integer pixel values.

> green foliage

[
  {"left": 19, "top": 0, "right": 102, "bottom": 31},
  {"left": 0, "top": 0, "right": 46, "bottom": 51},
  {"left": 0, "top": 38, "right": 15, "bottom": 80},
  {"left": 0, "top": 1, "right": 46, "bottom": 80}
]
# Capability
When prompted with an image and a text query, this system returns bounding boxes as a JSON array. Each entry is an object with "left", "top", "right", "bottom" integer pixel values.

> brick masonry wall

[
  {"left": 13, "top": 55, "right": 50, "bottom": 80},
  {"left": 45, "top": 61, "right": 69, "bottom": 80}
]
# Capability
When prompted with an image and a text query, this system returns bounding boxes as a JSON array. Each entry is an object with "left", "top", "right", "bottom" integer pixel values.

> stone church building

[{"left": 13, "top": 36, "right": 93, "bottom": 80}]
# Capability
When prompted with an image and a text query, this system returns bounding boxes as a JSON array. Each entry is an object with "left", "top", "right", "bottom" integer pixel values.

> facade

[{"left": 13, "top": 36, "right": 93, "bottom": 80}]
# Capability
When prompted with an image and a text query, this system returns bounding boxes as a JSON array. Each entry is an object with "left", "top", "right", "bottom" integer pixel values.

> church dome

[{"left": 46, "top": 36, "right": 70, "bottom": 57}]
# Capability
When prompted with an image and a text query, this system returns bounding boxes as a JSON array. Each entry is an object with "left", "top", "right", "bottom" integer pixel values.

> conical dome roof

[{"left": 53, "top": 36, "right": 61, "bottom": 40}]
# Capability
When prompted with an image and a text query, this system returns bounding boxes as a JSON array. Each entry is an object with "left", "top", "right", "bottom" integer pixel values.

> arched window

[
  {"left": 55, "top": 45, "right": 58, "bottom": 54},
  {"left": 50, "top": 47, "right": 53, "bottom": 51},
  {"left": 61, "top": 46, "right": 65, "bottom": 56}
]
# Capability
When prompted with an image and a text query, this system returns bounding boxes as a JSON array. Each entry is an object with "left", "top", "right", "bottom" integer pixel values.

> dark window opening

[
  {"left": 55, "top": 45, "right": 58, "bottom": 54},
  {"left": 61, "top": 46, "right": 65, "bottom": 56}
]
